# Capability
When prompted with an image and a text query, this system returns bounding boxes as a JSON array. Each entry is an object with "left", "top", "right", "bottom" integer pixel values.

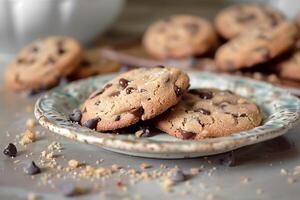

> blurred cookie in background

[
  {"left": 143, "top": 15, "right": 218, "bottom": 59},
  {"left": 215, "top": 21, "right": 298, "bottom": 71},
  {"left": 215, "top": 4, "right": 286, "bottom": 40},
  {"left": 70, "top": 48, "right": 121, "bottom": 80},
  {"left": 5, "top": 36, "right": 82, "bottom": 92}
]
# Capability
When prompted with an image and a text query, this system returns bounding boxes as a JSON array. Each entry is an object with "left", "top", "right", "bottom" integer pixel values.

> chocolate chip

[
  {"left": 240, "top": 113, "right": 247, "bottom": 117},
  {"left": 179, "top": 129, "right": 196, "bottom": 139},
  {"left": 219, "top": 151, "right": 236, "bottom": 167},
  {"left": 24, "top": 161, "right": 41, "bottom": 175},
  {"left": 119, "top": 78, "right": 129, "bottom": 89},
  {"left": 170, "top": 169, "right": 185, "bottom": 183},
  {"left": 194, "top": 108, "right": 211, "bottom": 115},
  {"left": 184, "top": 22, "right": 199, "bottom": 35},
  {"left": 59, "top": 182, "right": 79, "bottom": 197},
  {"left": 94, "top": 101, "right": 101, "bottom": 106},
  {"left": 16, "top": 58, "right": 25, "bottom": 64},
  {"left": 57, "top": 47, "right": 66, "bottom": 55},
  {"left": 3, "top": 143, "right": 17, "bottom": 157},
  {"left": 109, "top": 91, "right": 120, "bottom": 97},
  {"left": 174, "top": 85, "right": 184, "bottom": 97},
  {"left": 130, "top": 107, "right": 144, "bottom": 118},
  {"left": 190, "top": 89, "right": 213, "bottom": 99},
  {"left": 30, "top": 46, "right": 39, "bottom": 53},
  {"left": 69, "top": 109, "right": 82, "bottom": 123},
  {"left": 156, "top": 65, "right": 165, "bottom": 68},
  {"left": 80, "top": 59, "right": 91, "bottom": 67},
  {"left": 82, "top": 118, "right": 99, "bottom": 130},
  {"left": 115, "top": 115, "right": 121, "bottom": 121},
  {"left": 126, "top": 87, "right": 135, "bottom": 94}
]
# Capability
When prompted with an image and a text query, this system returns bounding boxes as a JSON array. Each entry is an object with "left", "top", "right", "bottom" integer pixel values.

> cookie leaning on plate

[
  {"left": 70, "top": 48, "right": 121, "bottom": 80},
  {"left": 80, "top": 66, "right": 190, "bottom": 131},
  {"left": 143, "top": 15, "right": 218, "bottom": 59},
  {"left": 215, "top": 4, "right": 285, "bottom": 39},
  {"left": 5, "top": 36, "right": 82, "bottom": 92},
  {"left": 155, "top": 88, "right": 263, "bottom": 140},
  {"left": 215, "top": 21, "right": 298, "bottom": 71}
]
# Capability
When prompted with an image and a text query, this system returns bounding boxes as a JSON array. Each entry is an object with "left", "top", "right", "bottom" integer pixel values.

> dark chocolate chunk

[
  {"left": 240, "top": 113, "right": 247, "bottom": 117},
  {"left": 156, "top": 65, "right": 165, "bottom": 68},
  {"left": 3, "top": 143, "right": 17, "bottom": 157},
  {"left": 94, "top": 101, "right": 101, "bottom": 106},
  {"left": 109, "top": 91, "right": 120, "bottom": 97},
  {"left": 82, "top": 118, "right": 99, "bottom": 130},
  {"left": 194, "top": 108, "right": 211, "bottom": 115},
  {"left": 126, "top": 87, "right": 135, "bottom": 94},
  {"left": 174, "top": 85, "right": 184, "bottom": 97},
  {"left": 170, "top": 169, "right": 186, "bottom": 183},
  {"left": 69, "top": 109, "right": 82, "bottom": 123},
  {"left": 24, "top": 161, "right": 41, "bottom": 175},
  {"left": 130, "top": 107, "right": 144, "bottom": 118},
  {"left": 119, "top": 78, "right": 129, "bottom": 89},
  {"left": 80, "top": 59, "right": 92, "bottom": 67},
  {"left": 190, "top": 89, "right": 213, "bottom": 99},
  {"left": 179, "top": 129, "right": 196, "bottom": 139},
  {"left": 115, "top": 115, "right": 121, "bottom": 121},
  {"left": 219, "top": 151, "right": 236, "bottom": 167}
]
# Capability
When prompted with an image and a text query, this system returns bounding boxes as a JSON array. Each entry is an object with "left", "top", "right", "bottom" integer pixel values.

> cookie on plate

[
  {"left": 215, "top": 4, "right": 285, "bottom": 39},
  {"left": 155, "top": 88, "right": 262, "bottom": 140},
  {"left": 215, "top": 21, "right": 298, "bottom": 71},
  {"left": 80, "top": 66, "right": 190, "bottom": 131},
  {"left": 143, "top": 15, "right": 218, "bottom": 59},
  {"left": 70, "top": 48, "right": 121, "bottom": 80},
  {"left": 5, "top": 36, "right": 82, "bottom": 91}
]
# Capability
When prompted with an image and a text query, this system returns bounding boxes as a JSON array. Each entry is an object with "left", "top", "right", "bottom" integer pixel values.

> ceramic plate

[{"left": 35, "top": 72, "right": 300, "bottom": 159}]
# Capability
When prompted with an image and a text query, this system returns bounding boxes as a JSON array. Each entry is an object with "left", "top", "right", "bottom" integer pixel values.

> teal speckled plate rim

[{"left": 34, "top": 72, "right": 300, "bottom": 156}]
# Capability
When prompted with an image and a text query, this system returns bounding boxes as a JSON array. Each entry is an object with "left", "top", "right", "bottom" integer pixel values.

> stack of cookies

[
  {"left": 70, "top": 66, "right": 263, "bottom": 140},
  {"left": 140, "top": 4, "right": 300, "bottom": 89},
  {"left": 4, "top": 36, "right": 121, "bottom": 93}
]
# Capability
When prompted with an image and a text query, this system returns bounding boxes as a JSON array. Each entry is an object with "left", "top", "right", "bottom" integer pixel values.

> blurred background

[{"left": 0, "top": 0, "right": 298, "bottom": 57}]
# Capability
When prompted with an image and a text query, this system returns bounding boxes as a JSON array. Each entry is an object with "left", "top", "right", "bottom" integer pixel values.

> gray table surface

[
  {"left": 1, "top": 57, "right": 300, "bottom": 200},
  {"left": 1, "top": 1, "right": 300, "bottom": 199}
]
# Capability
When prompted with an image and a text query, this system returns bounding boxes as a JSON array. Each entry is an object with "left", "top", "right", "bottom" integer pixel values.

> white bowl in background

[{"left": 0, "top": 0, "right": 125, "bottom": 55}]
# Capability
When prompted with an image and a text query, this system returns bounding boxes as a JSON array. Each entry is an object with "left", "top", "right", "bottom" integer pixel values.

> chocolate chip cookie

[
  {"left": 143, "top": 15, "right": 218, "bottom": 59},
  {"left": 5, "top": 36, "right": 82, "bottom": 91},
  {"left": 80, "top": 66, "right": 190, "bottom": 131},
  {"left": 215, "top": 4, "right": 285, "bottom": 39},
  {"left": 155, "top": 88, "right": 262, "bottom": 140},
  {"left": 215, "top": 21, "right": 298, "bottom": 71},
  {"left": 70, "top": 48, "right": 121, "bottom": 80}
]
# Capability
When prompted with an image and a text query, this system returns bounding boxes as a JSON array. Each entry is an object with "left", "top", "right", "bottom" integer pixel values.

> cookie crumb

[
  {"left": 26, "top": 118, "right": 36, "bottom": 130},
  {"left": 161, "top": 178, "right": 173, "bottom": 192},
  {"left": 47, "top": 141, "right": 63, "bottom": 151},
  {"left": 140, "top": 163, "right": 152, "bottom": 170},
  {"left": 68, "top": 159, "right": 80, "bottom": 169},
  {"left": 19, "top": 130, "right": 36, "bottom": 145},
  {"left": 240, "top": 176, "right": 250, "bottom": 184},
  {"left": 111, "top": 164, "right": 122, "bottom": 171},
  {"left": 190, "top": 167, "right": 201, "bottom": 175},
  {"left": 280, "top": 168, "right": 288, "bottom": 176},
  {"left": 27, "top": 192, "right": 38, "bottom": 200},
  {"left": 287, "top": 177, "right": 296, "bottom": 184}
]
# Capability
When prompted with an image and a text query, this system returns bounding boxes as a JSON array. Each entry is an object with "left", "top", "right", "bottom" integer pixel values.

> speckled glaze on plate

[{"left": 34, "top": 72, "right": 300, "bottom": 159}]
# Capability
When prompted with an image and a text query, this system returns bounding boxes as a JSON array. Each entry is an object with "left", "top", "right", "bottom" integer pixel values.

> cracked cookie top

[
  {"left": 80, "top": 66, "right": 190, "bottom": 131},
  {"left": 155, "top": 88, "right": 263, "bottom": 140}
]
